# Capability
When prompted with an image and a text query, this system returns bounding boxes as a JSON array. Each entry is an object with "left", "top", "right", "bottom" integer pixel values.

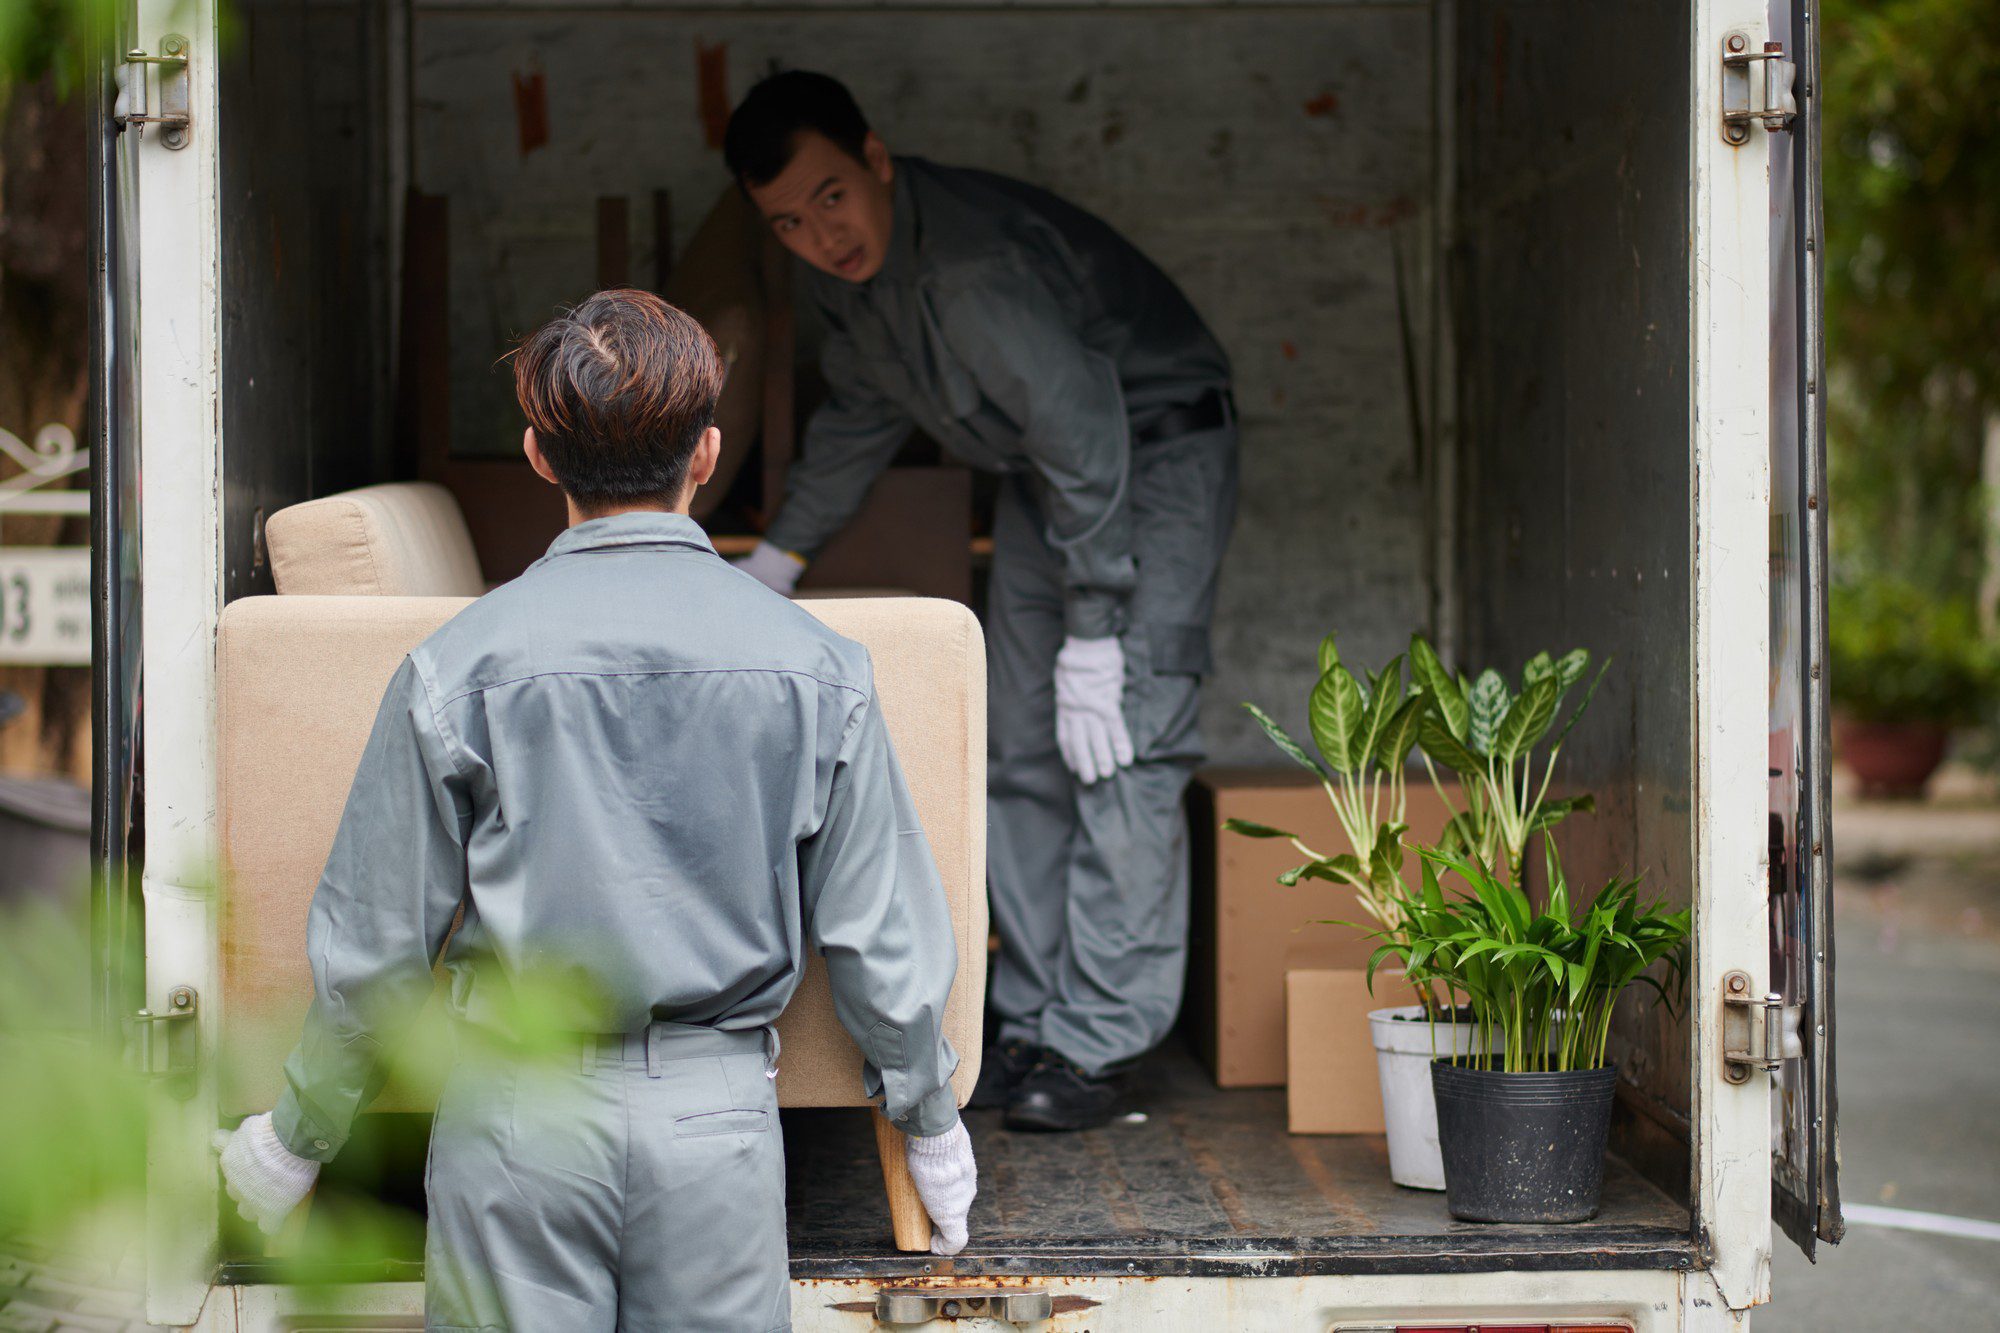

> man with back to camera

[
  {"left": 211, "top": 290, "right": 979, "bottom": 1330},
  {"left": 727, "top": 72, "right": 1238, "bottom": 1133}
]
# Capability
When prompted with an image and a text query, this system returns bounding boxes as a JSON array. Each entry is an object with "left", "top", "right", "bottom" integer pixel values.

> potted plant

[
  {"left": 1225, "top": 635, "right": 1484, "bottom": 1189},
  {"left": 1228, "top": 634, "right": 1614, "bottom": 1189},
  {"left": 1828, "top": 578, "right": 1998, "bottom": 797},
  {"left": 1368, "top": 842, "right": 1691, "bottom": 1223},
  {"left": 1404, "top": 635, "right": 1607, "bottom": 885}
]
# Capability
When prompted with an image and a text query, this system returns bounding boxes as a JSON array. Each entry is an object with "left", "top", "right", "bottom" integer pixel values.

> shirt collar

[
  {"left": 869, "top": 162, "right": 922, "bottom": 288},
  {"left": 536, "top": 511, "right": 718, "bottom": 564}
]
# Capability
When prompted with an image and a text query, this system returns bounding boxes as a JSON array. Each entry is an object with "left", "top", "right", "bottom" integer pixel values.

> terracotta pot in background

[{"left": 1835, "top": 717, "right": 1950, "bottom": 798}]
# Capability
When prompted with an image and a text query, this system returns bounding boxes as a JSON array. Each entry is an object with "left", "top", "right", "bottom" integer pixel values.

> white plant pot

[{"left": 1369, "top": 1005, "right": 1488, "bottom": 1191}]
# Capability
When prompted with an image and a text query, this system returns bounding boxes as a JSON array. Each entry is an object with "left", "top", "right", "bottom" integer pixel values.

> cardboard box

[
  {"left": 1286, "top": 968, "right": 1387, "bottom": 1134},
  {"left": 1185, "top": 768, "right": 1457, "bottom": 1087}
]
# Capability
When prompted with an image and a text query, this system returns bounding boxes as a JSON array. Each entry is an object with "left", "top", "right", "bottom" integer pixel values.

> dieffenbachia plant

[
  {"left": 1363, "top": 840, "right": 1691, "bottom": 1073},
  {"left": 1407, "top": 635, "right": 1608, "bottom": 885},
  {"left": 1223, "top": 633, "right": 1429, "bottom": 979}
]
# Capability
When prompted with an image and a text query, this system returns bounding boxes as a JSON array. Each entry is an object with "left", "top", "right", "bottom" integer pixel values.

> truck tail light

[{"left": 1340, "top": 1324, "right": 1633, "bottom": 1333}]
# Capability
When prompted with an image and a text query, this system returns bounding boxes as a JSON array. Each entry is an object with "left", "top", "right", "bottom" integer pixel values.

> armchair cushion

[{"left": 266, "top": 482, "right": 484, "bottom": 597}]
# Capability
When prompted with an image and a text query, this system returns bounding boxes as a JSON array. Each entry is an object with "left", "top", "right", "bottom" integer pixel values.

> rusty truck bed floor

[
  {"left": 786, "top": 1041, "right": 1696, "bottom": 1279},
  {"left": 221, "top": 1040, "right": 1696, "bottom": 1285}
]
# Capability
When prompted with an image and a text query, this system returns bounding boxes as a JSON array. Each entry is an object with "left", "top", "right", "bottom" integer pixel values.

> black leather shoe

[
  {"left": 968, "top": 1039, "right": 1043, "bottom": 1110},
  {"left": 1003, "top": 1052, "right": 1122, "bottom": 1132}
]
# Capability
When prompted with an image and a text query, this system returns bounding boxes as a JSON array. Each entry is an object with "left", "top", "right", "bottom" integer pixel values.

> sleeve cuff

[
  {"left": 890, "top": 1083, "right": 964, "bottom": 1139},
  {"left": 1063, "top": 590, "right": 1127, "bottom": 640},
  {"left": 271, "top": 1091, "right": 347, "bottom": 1164},
  {"left": 762, "top": 516, "right": 822, "bottom": 564}
]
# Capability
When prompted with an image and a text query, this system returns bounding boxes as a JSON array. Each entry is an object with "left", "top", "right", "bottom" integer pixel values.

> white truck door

[
  {"left": 102, "top": 0, "right": 229, "bottom": 1323},
  {"left": 1692, "top": 0, "right": 1843, "bottom": 1308},
  {"left": 1764, "top": 0, "right": 1842, "bottom": 1261}
]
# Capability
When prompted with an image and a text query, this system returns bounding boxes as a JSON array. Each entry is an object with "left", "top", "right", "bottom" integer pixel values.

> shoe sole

[{"left": 1001, "top": 1099, "right": 1119, "bottom": 1133}]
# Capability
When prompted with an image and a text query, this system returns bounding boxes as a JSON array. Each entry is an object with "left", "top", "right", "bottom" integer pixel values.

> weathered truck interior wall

[
  {"left": 220, "top": 0, "right": 396, "bottom": 603},
  {"left": 1451, "top": 0, "right": 1695, "bottom": 1196},
  {"left": 410, "top": 0, "right": 1440, "bottom": 763}
]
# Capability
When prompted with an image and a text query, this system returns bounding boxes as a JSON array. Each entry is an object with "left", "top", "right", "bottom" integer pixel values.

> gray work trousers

[
  {"left": 425, "top": 1023, "right": 790, "bottom": 1332},
  {"left": 987, "top": 419, "right": 1239, "bottom": 1075}
]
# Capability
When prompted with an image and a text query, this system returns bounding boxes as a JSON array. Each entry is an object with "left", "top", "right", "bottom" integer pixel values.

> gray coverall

[
  {"left": 765, "top": 159, "right": 1236, "bottom": 1075},
  {"left": 269, "top": 513, "right": 960, "bottom": 1332}
]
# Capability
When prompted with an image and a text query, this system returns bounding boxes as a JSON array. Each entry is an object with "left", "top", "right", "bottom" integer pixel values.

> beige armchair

[{"left": 219, "top": 486, "right": 987, "bottom": 1251}]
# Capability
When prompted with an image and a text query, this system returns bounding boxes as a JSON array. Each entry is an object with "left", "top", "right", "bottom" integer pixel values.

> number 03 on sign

[{"left": 0, "top": 547, "right": 91, "bottom": 666}]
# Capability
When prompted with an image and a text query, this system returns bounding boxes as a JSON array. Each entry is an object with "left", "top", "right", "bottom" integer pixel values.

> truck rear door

[
  {"left": 97, "top": 0, "right": 230, "bottom": 1322},
  {"left": 1764, "top": 0, "right": 1842, "bottom": 1260}
]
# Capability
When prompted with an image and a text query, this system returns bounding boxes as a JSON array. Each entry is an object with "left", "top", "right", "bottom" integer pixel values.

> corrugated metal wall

[
  {"left": 1452, "top": 0, "right": 1696, "bottom": 1184},
  {"left": 220, "top": 0, "right": 397, "bottom": 604}
]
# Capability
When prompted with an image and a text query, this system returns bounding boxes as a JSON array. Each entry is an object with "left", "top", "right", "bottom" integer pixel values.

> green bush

[{"left": 1828, "top": 579, "right": 1999, "bottom": 725}]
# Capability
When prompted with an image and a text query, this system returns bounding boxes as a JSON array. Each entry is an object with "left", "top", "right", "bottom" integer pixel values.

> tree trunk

[{"left": 1980, "top": 409, "right": 2000, "bottom": 637}]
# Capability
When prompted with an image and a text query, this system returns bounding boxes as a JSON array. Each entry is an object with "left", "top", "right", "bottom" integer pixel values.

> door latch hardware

[
  {"left": 1721, "top": 31, "right": 1797, "bottom": 145},
  {"left": 135, "top": 985, "right": 200, "bottom": 1098},
  {"left": 875, "top": 1287, "right": 1054, "bottom": 1324},
  {"left": 113, "top": 35, "right": 192, "bottom": 149},
  {"left": 1721, "top": 970, "right": 1803, "bottom": 1084}
]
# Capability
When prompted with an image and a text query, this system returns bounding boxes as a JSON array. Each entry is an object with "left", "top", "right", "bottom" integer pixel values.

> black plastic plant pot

[{"left": 1430, "top": 1060, "right": 1619, "bottom": 1224}]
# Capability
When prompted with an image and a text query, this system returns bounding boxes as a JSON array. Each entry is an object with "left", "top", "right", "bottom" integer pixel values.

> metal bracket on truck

[
  {"left": 874, "top": 1287, "right": 1055, "bottom": 1324},
  {"left": 112, "top": 34, "right": 193, "bottom": 149},
  {"left": 1720, "top": 29, "right": 1797, "bottom": 144},
  {"left": 135, "top": 984, "right": 201, "bottom": 1100},
  {"left": 1719, "top": 971, "right": 1805, "bottom": 1083}
]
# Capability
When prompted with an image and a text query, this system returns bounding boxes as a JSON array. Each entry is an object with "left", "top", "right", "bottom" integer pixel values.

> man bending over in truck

[{"left": 212, "top": 289, "right": 979, "bottom": 1330}]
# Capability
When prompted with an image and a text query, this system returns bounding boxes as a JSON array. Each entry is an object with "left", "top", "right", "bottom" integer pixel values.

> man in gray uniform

[
  {"left": 726, "top": 73, "right": 1236, "bottom": 1131},
  {"left": 214, "top": 291, "right": 978, "bottom": 1330}
]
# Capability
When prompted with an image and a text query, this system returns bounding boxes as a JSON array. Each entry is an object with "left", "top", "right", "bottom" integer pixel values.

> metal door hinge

[
  {"left": 1721, "top": 970, "right": 1803, "bottom": 1083},
  {"left": 876, "top": 1288, "right": 1054, "bottom": 1324},
  {"left": 135, "top": 985, "right": 200, "bottom": 1098},
  {"left": 113, "top": 35, "right": 192, "bottom": 149},
  {"left": 1721, "top": 31, "right": 1797, "bottom": 145}
]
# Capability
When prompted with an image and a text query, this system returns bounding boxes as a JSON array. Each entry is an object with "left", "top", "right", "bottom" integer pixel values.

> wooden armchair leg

[{"left": 872, "top": 1110, "right": 935, "bottom": 1252}]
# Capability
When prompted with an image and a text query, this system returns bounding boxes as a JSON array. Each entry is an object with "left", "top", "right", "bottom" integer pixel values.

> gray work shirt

[
  {"left": 764, "top": 158, "right": 1231, "bottom": 640},
  {"left": 272, "top": 513, "right": 962, "bottom": 1160}
]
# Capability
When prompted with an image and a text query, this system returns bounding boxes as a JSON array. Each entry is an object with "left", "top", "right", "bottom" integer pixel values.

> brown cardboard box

[
  {"left": 1185, "top": 768, "right": 1457, "bottom": 1087},
  {"left": 1286, "top": 969, "right": 1387, "bottom": 1134}
]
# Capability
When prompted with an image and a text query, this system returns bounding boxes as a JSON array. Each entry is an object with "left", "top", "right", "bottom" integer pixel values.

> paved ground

[
  {"left": 1761, "top": 780, "right": 2000, "bottom": 1329},
  {"left": 0, "top": 1237, "right": 145, "bottom": 1333}
]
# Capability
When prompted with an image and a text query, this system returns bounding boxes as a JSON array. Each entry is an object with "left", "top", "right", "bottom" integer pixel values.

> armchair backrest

[
  {"left": 215, "top": 593, "right": 987, "bottom": 1115},
  {"left": 265, "top": 482, "right": 485, "bottom": 597}
]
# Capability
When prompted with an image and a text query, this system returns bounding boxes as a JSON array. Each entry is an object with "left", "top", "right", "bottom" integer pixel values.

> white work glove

[
  {"left": 905, "top": 1119, "right": 978, "bottom": 1256},
  {"left": 212, "top": 1112, "right": 320, "bottom": 1236},
  {"left": 1054, "top": 635, "right": 1134, "bottom": 786},
  {"left": 733, "top": 540, "right": 805, "bottom": 595}
]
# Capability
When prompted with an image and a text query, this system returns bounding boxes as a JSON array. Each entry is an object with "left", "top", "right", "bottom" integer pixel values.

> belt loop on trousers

[
  {"left": 580, "top": 1037, "right": 595, "bottom": 1076},
  {"left": 646, "top": 1026, "right": 662, "bottom": 1078},
  {"left": 764, "top": 1026, "right": 781, "bottom": 1080}
]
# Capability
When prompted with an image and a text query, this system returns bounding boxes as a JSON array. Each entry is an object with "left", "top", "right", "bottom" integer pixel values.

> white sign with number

[{"left": 0, "top": 547, "right": 91, "bottom": 665}]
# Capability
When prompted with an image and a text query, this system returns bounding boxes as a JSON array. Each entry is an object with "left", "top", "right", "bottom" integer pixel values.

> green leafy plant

[
  {"left": 1829, "top": 577, "right": 1999, "bottom": 726},
  {"left": 1407, "top": 635, "right": 1606, "bottom": 885},
  {"left": 1363, "top": 842, "right": 1692, "bottom": 1075},
  {"left": 1224, "top": 633, "right": 1430, "bottom": 1000}
]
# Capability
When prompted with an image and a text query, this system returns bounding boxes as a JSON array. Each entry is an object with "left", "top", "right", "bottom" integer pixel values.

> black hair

[{"left": 723, "top": 70, "right": 873, "bottom": 187}]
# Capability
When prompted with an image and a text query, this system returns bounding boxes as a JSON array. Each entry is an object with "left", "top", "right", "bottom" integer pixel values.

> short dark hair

[
  {"left": 723, "top": 70, "right": 872, "bottom": 187},
  {"left": 512, "top": 290, "right": 724, "bottom": 512}
]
